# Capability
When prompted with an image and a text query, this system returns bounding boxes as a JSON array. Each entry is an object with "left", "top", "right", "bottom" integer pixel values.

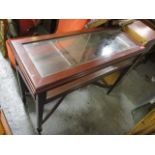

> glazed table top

[{"left": 8, "top": 28, "right": 144, "bottom": 96}]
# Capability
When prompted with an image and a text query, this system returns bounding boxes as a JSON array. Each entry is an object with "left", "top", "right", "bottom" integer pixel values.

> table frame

[
  {"left": 8, "top": 28, "right": 145, "bottom": 134},
  {"left": 16, "top": 54, "right": 143, "bottom": 134}
]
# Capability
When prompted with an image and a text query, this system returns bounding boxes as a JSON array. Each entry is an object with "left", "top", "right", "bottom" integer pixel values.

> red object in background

[
  {"left": 6, "top": 19, "right": 89, "bottom": 68},
  {"left": 56, "top": 19, "right": 89, "bottom": 33},
  {"left": 18, "top": 19, "right": 39, "bottom": 36},
  {"left": 6, "top": 19, "right": 40, "bottom": 68}
]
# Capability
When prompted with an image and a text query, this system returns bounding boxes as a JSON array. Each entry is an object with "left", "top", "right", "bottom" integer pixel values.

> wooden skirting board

[{"left": 129, "top": 108, "right": 155, "bottom": 135}]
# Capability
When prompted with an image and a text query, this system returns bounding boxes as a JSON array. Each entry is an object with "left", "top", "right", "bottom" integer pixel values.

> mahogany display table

[{"left": 8, "top": 28, "right": 145, "bottom": 134}]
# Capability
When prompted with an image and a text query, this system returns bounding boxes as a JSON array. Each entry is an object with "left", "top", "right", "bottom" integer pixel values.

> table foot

[{"left": 37, "top": 128, "right": 42, "bottom": 135}]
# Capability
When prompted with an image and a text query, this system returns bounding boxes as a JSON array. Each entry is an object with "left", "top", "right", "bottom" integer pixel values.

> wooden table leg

[
  {"left": 16, "top": 68, "right": 27, "bottom": 105},
  {"left": 107, "top": 67, "right": 129, "bottom": 94},
  {"left": 107, "top": 54, "right": 144, "bottom": 94},
  {"left": 36, "top": 93, "right": 45, "bottom": 134}
]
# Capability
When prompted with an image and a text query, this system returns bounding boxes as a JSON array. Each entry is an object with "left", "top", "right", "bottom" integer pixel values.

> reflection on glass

[{"left": 23, "top": 29, "right": 137, "bottom": 77}]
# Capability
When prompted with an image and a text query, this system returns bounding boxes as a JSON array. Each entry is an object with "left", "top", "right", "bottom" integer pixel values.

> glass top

[{"left": 23, "top": 29, "right": 137, "bottom": 77}]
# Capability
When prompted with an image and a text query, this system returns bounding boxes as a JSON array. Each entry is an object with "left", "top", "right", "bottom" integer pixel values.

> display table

[{"left": 8, "top": 28, "right": 145, "bottom": 134}]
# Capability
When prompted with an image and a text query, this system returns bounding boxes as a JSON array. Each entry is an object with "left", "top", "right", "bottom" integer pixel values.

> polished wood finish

[
  {"left": 47, "top": 60, "right": 133, "bottom": 100},
  {"left": 123, "top": 20, "right": 155, "bottom": 45},
  {"left": 0, "top": 119, "right": 5, "bottom": 135},
  {"left": 9, "top": 27, "right": 146, "bottom": 133},
  {"left": 0, "top": 109, "right": 12, "bottom": 135},
  {"left": 129, "top": 108, "right": 155, "bottom": 135},
  {"left": 8, "top": 28, "right": 144, "bottom": 95}
]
